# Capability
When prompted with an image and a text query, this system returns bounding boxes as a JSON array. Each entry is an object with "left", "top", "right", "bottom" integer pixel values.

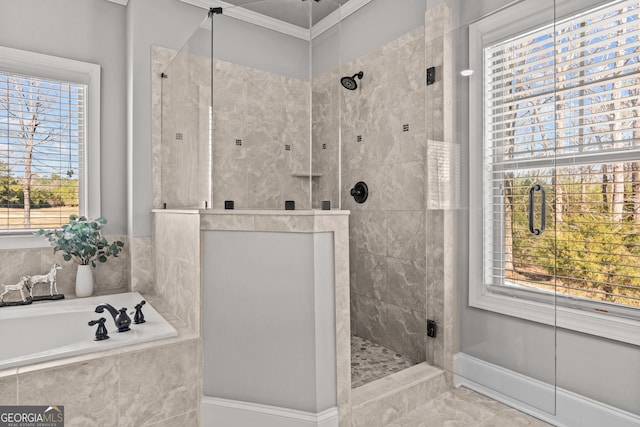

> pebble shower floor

[{"left": 350, "top": 335, "right": 416, "bottom": 388}]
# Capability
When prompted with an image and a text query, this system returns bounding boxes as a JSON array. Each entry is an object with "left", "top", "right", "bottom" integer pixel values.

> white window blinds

[
  {"left": 484, "top": 0, "right": 640, "bottom": 308},
  {"left": 0, "top": 71, "right": 84, "bottom": 231}
]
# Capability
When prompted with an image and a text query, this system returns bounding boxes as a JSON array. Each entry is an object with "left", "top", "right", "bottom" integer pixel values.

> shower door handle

[{"left": 528, "top": 183, "right": 546, "bottom": 236}]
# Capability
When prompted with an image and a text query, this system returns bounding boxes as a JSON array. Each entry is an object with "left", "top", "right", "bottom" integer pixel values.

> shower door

[
  {"left": 456, "top": 0, "right": 559, "bottom": 415},
  {"left": 460, "top": 0, "right": 640, "bottom": 420}
]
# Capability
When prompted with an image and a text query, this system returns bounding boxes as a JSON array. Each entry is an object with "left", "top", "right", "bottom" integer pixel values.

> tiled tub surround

[
  {"left": 154, "top": 211, "right": 201, "bottom": 333},
  {"left": 0, "top": 295, "right": 201, "bottom": 427},
  {"left": 0, "top": 235, "right": 129, "bottom": 303},
  {"left": 0, "top": 292, "right": 176, "bottom": 370},
  {"left": 129, "top": 235, "right": 154, "bottom": 294}
]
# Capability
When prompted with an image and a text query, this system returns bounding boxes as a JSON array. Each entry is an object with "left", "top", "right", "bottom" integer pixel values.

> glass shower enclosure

[
  {"left": 158, "top": 0, "right": 343, "bottom": 211},
  {"left": 156, "top": 0, "right": 640, "bottom": 424}
]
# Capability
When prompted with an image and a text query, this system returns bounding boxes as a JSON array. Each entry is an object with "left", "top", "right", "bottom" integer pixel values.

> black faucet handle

[
  {"left": 134, "top": 300, "right": 146, "bottom": 324},
  {"left": 88, "top": 317, "right": 109, "bottom": 341}
]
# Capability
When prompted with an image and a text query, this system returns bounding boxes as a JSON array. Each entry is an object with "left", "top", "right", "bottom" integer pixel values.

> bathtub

[{"left": 0, "top": 292, "right": 177, "bottom": 370}]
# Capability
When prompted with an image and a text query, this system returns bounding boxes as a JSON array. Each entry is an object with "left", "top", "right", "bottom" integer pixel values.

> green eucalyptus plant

[{"left": 35, "top": 215, "right": 125, "bottom": 267}]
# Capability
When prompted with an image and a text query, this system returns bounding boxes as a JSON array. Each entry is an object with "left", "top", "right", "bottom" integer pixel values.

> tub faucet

[{"left": 95, "top": 303, "right": 131, "bottom": 332}]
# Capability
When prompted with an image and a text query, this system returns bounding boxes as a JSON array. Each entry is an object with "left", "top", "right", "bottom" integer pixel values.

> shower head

[{"left": 341, "top": 71, "right": 364, "bottom": 91}]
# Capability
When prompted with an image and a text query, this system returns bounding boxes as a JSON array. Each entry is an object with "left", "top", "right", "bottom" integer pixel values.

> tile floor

[
  {"left": 350, "top": 336, "right": 554, "bottom": 426},
  {"left": 351, "top": 335, "right": 416, "bottom": 388},
  {"left": 385, "top": 387, "right": 553, "bottom": 427}
]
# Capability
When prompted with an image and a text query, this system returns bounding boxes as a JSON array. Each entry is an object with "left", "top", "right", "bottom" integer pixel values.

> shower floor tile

[{"left": 351, "top": 335, "right": 416, "bottom": 388}]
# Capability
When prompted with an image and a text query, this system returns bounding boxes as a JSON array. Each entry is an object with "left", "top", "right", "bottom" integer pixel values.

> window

[
  {"left": 0, "top": 46, "right": 100, "bottom": 246},
  {"left": 469, "top": 0, "right": 640, "bottom": 345}
]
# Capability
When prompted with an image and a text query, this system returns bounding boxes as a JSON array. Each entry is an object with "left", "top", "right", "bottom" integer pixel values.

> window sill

[
  {"left": 0, "top": 234, "right": 52, "bottom": 250},
  {"left": 470, "top": 283, "right": 640, "bottom": 347}
]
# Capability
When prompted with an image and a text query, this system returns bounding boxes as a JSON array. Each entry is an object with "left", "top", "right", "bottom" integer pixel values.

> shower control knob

[{"left": 350, "top": 181, "right": 369, "bottom": 204}]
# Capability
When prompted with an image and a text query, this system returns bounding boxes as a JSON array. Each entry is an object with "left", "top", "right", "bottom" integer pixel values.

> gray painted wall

[
  {"left": 166, "top": 14, "right": 310, "bottom": 80},
  {"left": 313, "top": 0, "right": 427, "bottom": 76},
  {"left": 203, "top": 230, "right": 337, "bottom": 413},
  {"left": 127, "top": 0, "right": 205, "bottom": 237},
  {"left": 453, "top": 0, "right": 640, "bottom": 415},
  {"left": 0, "top": 0, "right": 127, "bottom": 235},
  {"left": 212, "top": 15, "right": 310, "bottom": 80}
]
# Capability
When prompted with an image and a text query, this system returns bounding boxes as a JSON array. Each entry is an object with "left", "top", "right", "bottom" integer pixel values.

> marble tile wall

[
  {"left": 425, "top": 2, "right": 458, "bottom": 373},
  {"left": 0, "top": 235, "right": 129, "bottom": 302},
  {"left": 312, "top": 68, "right": 341, "bottom": 209},
  {"left": 211, "top": 61, "right": 311, "bottom": 210},
  {"left": 153, "top": 212, "right": 200, "bottom": 333},
  {"left": 130, "top": 236, "right": 154, "bottom": 294},
  {"left": 159, "top": 48, "right": 211, "bottom": 209},
  {"left": 336, "top": 27, "right": 428, "bottom": 364},
  {"left": 152, "top": 47, "right": 312, "bottom": 211},
  {"left": 0, "top": 337, "right": 200, "bottom": 427}
]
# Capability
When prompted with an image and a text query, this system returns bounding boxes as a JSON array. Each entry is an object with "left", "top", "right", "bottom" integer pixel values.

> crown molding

[
  {"left": 181, "top": 0, "right": 310, "bottom": 40},
  {"left": 105, "top": 0, "right": 129, "bottom": 5},
  {"left": 180, "top": 0, "right": 371, "bottom": 41},
  {"left": 311, "top": 0, "right": 371, "bottom": 38}
]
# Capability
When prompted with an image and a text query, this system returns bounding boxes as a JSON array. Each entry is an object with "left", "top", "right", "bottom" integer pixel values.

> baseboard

[
  {"left": 454, "top": 353, "right": 640, "bottom": 427},
  {"left": 201, "top": 396, "right": 339, "bottom": 427}
]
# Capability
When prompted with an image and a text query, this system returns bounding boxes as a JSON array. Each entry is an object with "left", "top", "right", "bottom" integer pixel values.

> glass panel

[
  {"left": 160, "top": 14, "right": 212, "bottom": 209},
  {"left": 455, "top": 0, "right": 558, "bottom": 414},
  {"left": 340, "top": 0, "right": 430, "bottom": 389},
  {"left": 160, "top": 0, "right": 346, "bottom": 211},
  {"left": 553, "top": 1, "right": 640, "bottom": 419},
  {"left": 210, "top": 0, "right": 313, "bottom": 210},
  {"left": 312, "top": 0, "right": 342, "bottom": 210}
]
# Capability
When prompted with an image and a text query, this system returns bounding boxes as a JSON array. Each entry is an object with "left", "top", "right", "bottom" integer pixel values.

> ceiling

[
  {"left": 222, "top": 0, "right": 351, "bottom": 28},
  {"left": 138, "top": 0, "right": 374, "bottom": 40}
]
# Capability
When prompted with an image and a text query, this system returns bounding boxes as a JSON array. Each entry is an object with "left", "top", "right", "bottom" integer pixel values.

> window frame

[
  {"left": 0, "top": 46, "right": 100, "bottom": 248},
  {"left": 468, "top": 0, "right": 640, "bottom": 347}
]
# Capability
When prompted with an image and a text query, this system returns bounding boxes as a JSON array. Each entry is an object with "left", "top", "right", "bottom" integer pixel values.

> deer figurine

[
  {"left": 0, "top": 276, "right": 32, "bottom": 303},
  {"left": 29, "top": 263, "right": 62, "bottom": 297}
]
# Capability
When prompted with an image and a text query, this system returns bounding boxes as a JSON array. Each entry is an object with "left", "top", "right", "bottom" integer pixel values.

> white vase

[{"left": 75, "top": 264, "right": 94, "bottom": 298}]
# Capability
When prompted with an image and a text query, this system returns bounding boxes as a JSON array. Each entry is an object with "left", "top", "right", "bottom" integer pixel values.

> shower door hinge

[
  {"left": 427, "top": 319, "right": 437, "bottom": 338},
  {"left": 209, "top": 7, "right": 223, "bottom": 16},
  {"left": 426, "top": 67, "right": 436, "bottom": 86}
]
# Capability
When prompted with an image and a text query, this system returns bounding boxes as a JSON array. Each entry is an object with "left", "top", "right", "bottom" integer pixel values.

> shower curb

[{"left": 350, "top": 362, "right": 451, "bottom": 427}]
